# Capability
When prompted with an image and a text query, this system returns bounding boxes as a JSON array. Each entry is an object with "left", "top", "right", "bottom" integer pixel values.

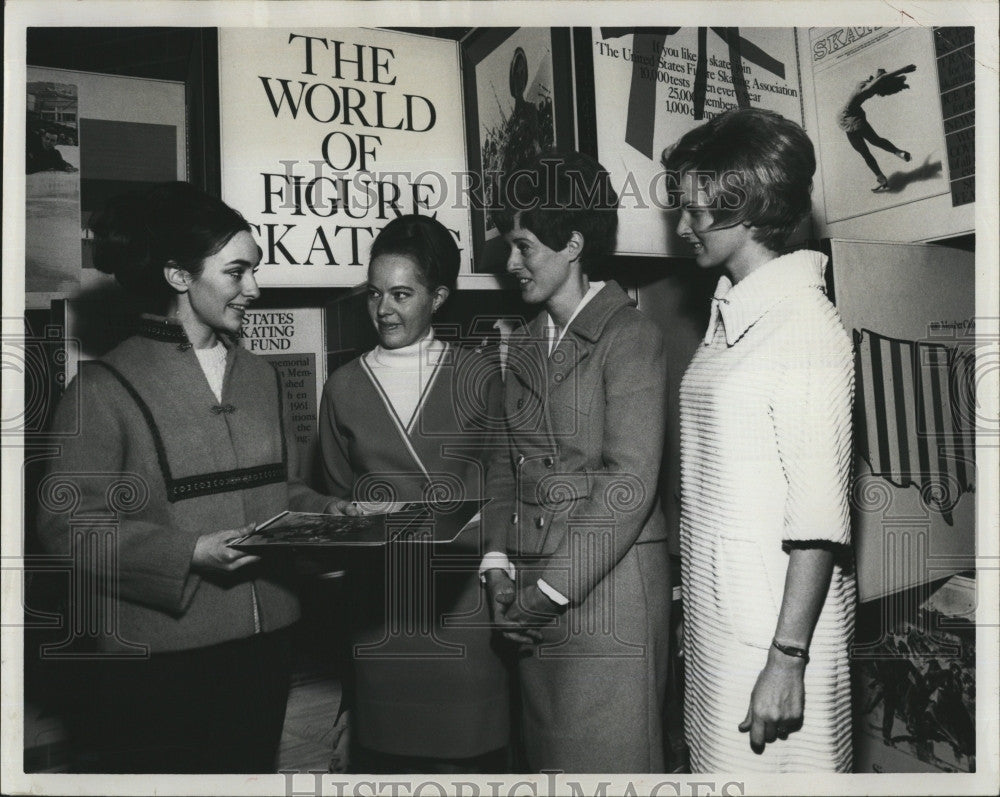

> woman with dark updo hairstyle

[
  {"left": 37, "top": 182, "right": 345, "bottom": 773},
  {"left": 318, "top": 214, "right": 510, "bottom": 773}
]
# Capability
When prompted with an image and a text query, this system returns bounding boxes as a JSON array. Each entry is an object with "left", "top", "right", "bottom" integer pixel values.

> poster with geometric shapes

[
  {"left": 26, "top": 75, "right": 81, "bottom": 299},
  {"left": 827, "top": 238, "right": 975, "bottom": 602},
  {"left": 586, "top": 27, "right": 803, "bottom": 256},
  {"left": 854, "top": 328, "right": 976, "bottom": 525}
]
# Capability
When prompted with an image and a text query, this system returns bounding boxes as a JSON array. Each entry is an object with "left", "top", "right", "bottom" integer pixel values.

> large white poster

[
  {"left": 219, "top": 28, "right": 471, "bottom": 287},
  {"left": 809, "top": 27, "right": 949, "bottom": 224},
  {"left": 590, "top": 27, "right": 803, "bottom": 256}
]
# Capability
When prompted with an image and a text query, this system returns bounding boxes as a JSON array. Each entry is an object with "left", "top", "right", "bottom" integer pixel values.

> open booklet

[{"left": 228, "top": 498, "right": 490, "bottom": 551}]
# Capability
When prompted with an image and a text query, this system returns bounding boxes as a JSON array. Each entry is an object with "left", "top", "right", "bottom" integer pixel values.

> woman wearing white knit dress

[{"left": 663, "top": 109, "right": 856, "bottom": 772}]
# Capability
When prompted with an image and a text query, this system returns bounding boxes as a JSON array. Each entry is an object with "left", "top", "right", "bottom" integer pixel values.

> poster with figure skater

[
  {"left": 462, "top": 28, "right": 575, "bottom": 272},
  {"left": 809, "top": 27, "right": 949, "bottom": 224},
  {"left": 476, "top": 30, "right": 556, "bottom": 239}
]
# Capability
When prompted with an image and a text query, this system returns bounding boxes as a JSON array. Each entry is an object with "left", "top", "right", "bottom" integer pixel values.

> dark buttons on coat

[
  {"left": 534, "top": 516, "right": 545, "bottom": 529},
  {"left": 543, "top": 456, "right": 554, "bottom": 468}
]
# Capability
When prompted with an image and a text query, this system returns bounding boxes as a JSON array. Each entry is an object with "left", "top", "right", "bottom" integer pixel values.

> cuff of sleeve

[
  {"left": 479, "top": 551, "right": 516, "bottom": 582},
  {"left": 536, "top": 578, "right": 569, "bottom": 606}
]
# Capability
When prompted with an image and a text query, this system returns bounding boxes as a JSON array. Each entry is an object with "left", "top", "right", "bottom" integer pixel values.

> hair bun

[
  {"left": 87, "top": 189, "right": 154, "bottom": 292},
  {"left": 84, "top": 182, "right": 251, "bottom": 309}
]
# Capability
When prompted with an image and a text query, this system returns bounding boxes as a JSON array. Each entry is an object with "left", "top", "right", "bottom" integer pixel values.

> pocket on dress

[{"left": 718, "top": 536, "right": 780, "bottom": 650}]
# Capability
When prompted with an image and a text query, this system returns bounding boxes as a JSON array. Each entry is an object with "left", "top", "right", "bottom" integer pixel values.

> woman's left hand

[{"left": 738, "top": 645, "right": 806, "bottom": 754}]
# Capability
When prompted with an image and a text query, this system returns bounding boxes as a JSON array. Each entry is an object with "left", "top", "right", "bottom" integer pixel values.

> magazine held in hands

[{"left": 229, "top": 499, "right": 490, "bottom": 551}]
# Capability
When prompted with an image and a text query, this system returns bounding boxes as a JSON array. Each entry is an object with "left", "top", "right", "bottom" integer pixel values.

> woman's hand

[
  {"left": 325, "top": 498, "right": 363, "bottom": 516},
  {"left": 738, "top": 645, "right": 806, "bottom": 753},
  {"left": 483, "top": 569, "right": 541, "bottom": 645},
  {"left": 191, "top": 525, "right": 260, "bottom": 574},
  {"left": 503, "top": 583, "right": 563, "bottom": 630}
]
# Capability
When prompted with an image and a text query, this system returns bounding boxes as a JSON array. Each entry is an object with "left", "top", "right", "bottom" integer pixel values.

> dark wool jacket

[{"left": 37, "top": 317, "right": 330, "bottom": 653}]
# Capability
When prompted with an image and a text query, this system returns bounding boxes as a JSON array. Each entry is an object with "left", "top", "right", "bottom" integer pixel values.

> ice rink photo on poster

[
  {"left": 25, "top": 77, "right": 80, "bottom": 297},
  {"left": 810, "top": 26, "right": 950, "bottom": 223}
]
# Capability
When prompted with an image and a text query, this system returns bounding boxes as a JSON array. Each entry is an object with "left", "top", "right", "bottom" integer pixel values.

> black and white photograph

[
  {"left": 461, "top": 27, "right": 575, "bottom": 272},
  {"left": 3, "top": 2, "right": 997, "bottom": 796}
]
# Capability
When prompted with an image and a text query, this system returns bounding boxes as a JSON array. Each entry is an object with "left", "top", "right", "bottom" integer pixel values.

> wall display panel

[
  {"left": 25, "top": 67, "right": 187, "bottom": 308},
  {"left": 238, "top": 307, "right": 326, "bottom": 474},
  {"left": 826, "top": 239, "right": 976, "bottom": 602},
  {"left": 575, "top": 27, "right": 804, "bottom": 257},
  {"left": 218, "top": 28, "right": 471, "bottom": 287},
  {"left": 460, "top": 28, "right": 575, "bottom": 273}
]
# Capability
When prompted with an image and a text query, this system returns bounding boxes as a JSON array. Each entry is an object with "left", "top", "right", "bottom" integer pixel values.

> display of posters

[
  {"left": 218, "top": 28, "right": 471, "bottom": 286},
  {"left": 4, "top": 4, "right": 999, "bottom": 796},
  {"left": 24, "top": 67, "right": 187, "bottom": 309},
  {"left": 588, "top": 27, "right": 803, "bottom": 256},
  {"left": 809, "top": 27, "right": 950, "bottom": 224}
]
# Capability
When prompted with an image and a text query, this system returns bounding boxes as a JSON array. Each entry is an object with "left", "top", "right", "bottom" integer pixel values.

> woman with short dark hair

[
  {"left": 37, "top": 182, "right": 340, "bottom": 772},
  {"left": 664, "top": 108, "right": 856, "bottom": 772},
  {"left": 482, "top": 150, "right": 671, "bottom": 773}
]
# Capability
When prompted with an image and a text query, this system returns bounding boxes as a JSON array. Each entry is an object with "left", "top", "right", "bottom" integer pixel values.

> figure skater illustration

[{"left": 837, "top": 64, "right": 916, "bottom": 192}]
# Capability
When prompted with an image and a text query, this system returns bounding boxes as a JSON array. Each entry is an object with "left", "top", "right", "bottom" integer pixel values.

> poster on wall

[
  {"left": 238, "top": 307, "right": 326, "bottom": 471},
  {"left": 461, "top": 28, "right": 575, "bottom": 272},
  {"left": 26, "top": 76, "right": 80, "bottom": 300},
  {"left": 579, "top": 27, "right": 804, "bottom": 257},
  {"left": 809, "top": 27, "right": 950, "bottom": 224},
  {"left": 827, "top": 239, "right": 976, "bottom": 602},
  {"left": 25, "top": 67, "right": 187, "bottom": 308},
  {"left": 218, "top": 28, "right": 471, "bottom": 287}
]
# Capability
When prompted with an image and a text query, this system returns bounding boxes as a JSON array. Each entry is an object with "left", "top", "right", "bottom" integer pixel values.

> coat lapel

[
  {"left": 547, "top": 281, "right": 632, "bottom": 396},
  {"left": 506, "top": 313, "right": 548, "bottom": 401},
  {"left": 359, "top": 343, "right": 452, "bottom": 482}
]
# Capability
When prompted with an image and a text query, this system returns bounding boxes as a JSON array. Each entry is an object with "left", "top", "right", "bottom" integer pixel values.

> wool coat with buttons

[
  {"left": 484, "top": 280, "right": 669, "bottom": 604},
  {"left": 36, "top": 317, "right": 331, "bottom": 653}
]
